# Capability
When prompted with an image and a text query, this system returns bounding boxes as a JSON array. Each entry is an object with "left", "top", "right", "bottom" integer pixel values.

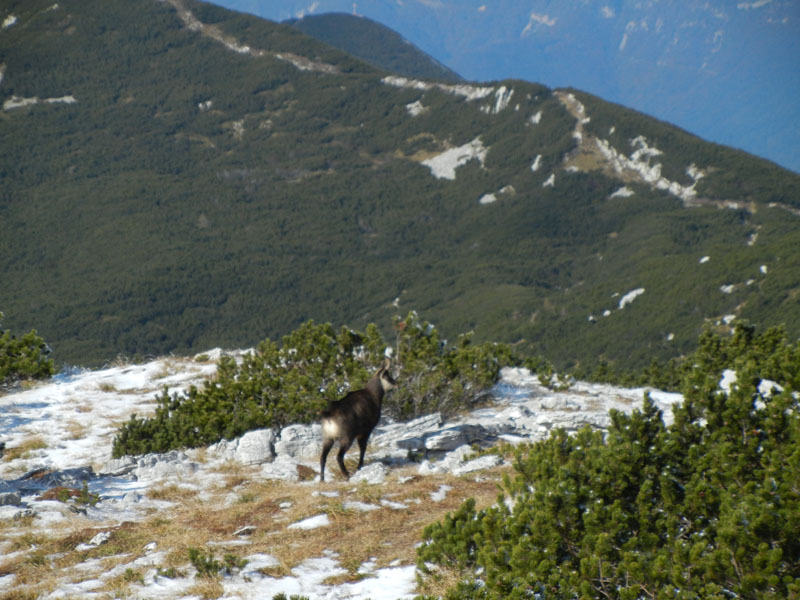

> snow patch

[
  {"left": 2, "top": 15, "right": 17, "bottom": 29},
  {"left": 700, "top": 256, "right": 711, "bottom": 264},
  {"left": 543, "top": 173, "right": 555, "bottom": 187},
  {"left": 609, "top": 186, "right": 634, "bottom": 198},
  {"left": 595, "top": 137, "right": 706, "bottom": 202},
  {"left": 720, "top": 284, "right": 735, "bottom": 294},
  {"left": 3, "top": 95, "right": 76, "bottom": 110},
  {"left": 288, "top": 514, "right": 330, "bottom": 530},
  {"left": 421, "top": 137, "right": 487, "bottom": 180},
  {"left": 430, "top": 484, "right": 451, "bottom": 502},
  {"left": 529, "top": 110, "right": 542, "bottom": 125},
  {"left": 760, "top": 265, "right": 768, "bottom": 274},
  {"left": 405, "top": 99, "right": 426, "bottom": 116},
  {"left": 531, "top": 154, "right": 542, "bottom": 172},
  {"left": 481, "top": 86, "right": 514, "bottom": 114},
  {"left": 343, "top": 500, "right": 381, "bottom": 512},
  {"left": 382, "top": 75, "right": 494, "bottom": 102},
  {"left": 618, "top": 288, "right": 645, "bottom": 309},
  {"left": 720, "top": 369, "right": 737, "bottom": 393},
  {"left": 759, "top": 379, "right": 784, "bottom": 397},
  {"left": 479, "top": 185, "right": 514, "bottom": 205}
]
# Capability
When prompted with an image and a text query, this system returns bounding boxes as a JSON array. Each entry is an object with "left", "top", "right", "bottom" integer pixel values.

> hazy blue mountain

[{"left": 215, "top": 0, "right": 799, "bottom": 173}]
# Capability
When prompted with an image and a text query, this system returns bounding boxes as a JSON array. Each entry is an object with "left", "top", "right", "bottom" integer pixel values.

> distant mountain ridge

[
  {"left": 214, "top": 0, "right": 800, "bottom": 174},
  {"left": 1, "top": 0, "right": 798, "bottom": 369},
  {"left": 285, "top": 12, "right": 463, "bottom": 83}
]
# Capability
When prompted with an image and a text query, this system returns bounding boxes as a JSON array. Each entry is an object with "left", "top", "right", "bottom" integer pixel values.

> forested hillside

[
  {"left": 1, "top": 0, "right": 798, "bottom": 369},
  {"left": 286, "top": 12, "right": 463, "bottom": 83}
]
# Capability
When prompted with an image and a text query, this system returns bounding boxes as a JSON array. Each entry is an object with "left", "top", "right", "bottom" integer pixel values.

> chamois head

[{"left": 376, "top": 358, "right": 397, "bottom": 392}]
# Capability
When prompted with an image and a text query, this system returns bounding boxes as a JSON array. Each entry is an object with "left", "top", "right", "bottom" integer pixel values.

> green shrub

[
  {"left": 188, "top": 547, "right": 248, "bottom": 579},
  {"left": 418, "top": 323, "right": 800, "bottom": 599},
  {"left": 111, "top": 313, "right": 513, "bottom": 457},
  {"left": 0, "top": 311, "right": 55, "bottom": 386}
]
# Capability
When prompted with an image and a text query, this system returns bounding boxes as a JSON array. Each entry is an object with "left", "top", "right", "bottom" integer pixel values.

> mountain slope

[
  {"left": 214, "top": 0, "right": 800, "bottom": 174},
  {"left": 286, "top": 12, "right": 462, "bottom": 83},
  {"left": 1, "top": 0, "right": 798, "bottom": 369}
]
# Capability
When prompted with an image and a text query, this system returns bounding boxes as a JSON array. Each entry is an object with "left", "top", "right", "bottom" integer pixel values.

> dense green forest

[{"left": 1, "top": 0, "right": 798, "bottom": 372}]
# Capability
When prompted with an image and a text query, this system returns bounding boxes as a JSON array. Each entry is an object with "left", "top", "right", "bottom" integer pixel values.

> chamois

[{"left": 319, "top": 358, "right": 396, "bottom": 482}]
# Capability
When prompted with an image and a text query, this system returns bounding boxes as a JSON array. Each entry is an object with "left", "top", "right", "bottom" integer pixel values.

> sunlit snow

[
  {"left": 618, "top": 287, "right": 645, "bottom": 309},
  {"left": 610, "top": 186, "right": 634, "bottom": 198},
  {"left": 421, "top": 137, "right": 487, "bottom": 179},
  {"left": 382, "top": 75, "right": 494, "bottom": 102}
]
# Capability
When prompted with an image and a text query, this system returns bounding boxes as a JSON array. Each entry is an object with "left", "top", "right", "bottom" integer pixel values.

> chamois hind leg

[
  {"left": 319, "top": 438, "right": 335, "bottom": 482},
  {"left": 336, "top": 438, "right": 353, "bottom": 480},
  {"left": 356, "top": 435, "right": 369, "bottom": 471}
]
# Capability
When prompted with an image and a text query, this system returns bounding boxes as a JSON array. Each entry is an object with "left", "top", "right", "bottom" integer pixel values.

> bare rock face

[
  {"left": 133, "top": 451, "right": 199, "bottom": 481},
  {"left": 0, "top": 491, "right": 22, "bottom": 506},
  {"left": 274, "top": 424, "right": 322, "bottom": 459},
  {"left": 208, "top": 428, "right": 276, "bottom": 465},
  {"left": 260, "top": 456, "right": 302, "bottom": 482},
  {"left": 100, "top": 456, "right": 137, "bottom": 477}
]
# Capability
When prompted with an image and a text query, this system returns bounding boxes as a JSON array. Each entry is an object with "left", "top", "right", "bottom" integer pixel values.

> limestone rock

[
  {"left": 133, "top": 451, "right": 199, "bottom": 481},
  {"left": 274, "top": 424, "right": 322, "bottom": 459},
  {"left": 209, "top": 428, "right": 276, "bottom": 464}
]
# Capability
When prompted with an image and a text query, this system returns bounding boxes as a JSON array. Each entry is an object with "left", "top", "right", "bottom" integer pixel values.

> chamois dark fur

[{"left": 319, "top": 359, "right": 396, "bottom": 481}]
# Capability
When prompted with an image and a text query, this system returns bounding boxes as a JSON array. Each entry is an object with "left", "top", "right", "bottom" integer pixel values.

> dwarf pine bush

[
  {"left": 0, "top": 312, "right": 54, "bottom": 386},
  {"left": 112, "top": 313, "right": 512, "bottom": 457},
  {"left": 418, "top": 323, "right": 800, "bottom": 599}
]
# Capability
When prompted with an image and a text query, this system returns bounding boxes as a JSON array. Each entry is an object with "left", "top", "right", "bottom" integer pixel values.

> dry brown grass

[
  {"left": 2, "top": 436, "right": 48, "bottom": 462},
  {"left": 0, "top": 457, "right": 510, "bottom": 599},
  {"left": 186, "top": 577, "right": 224, "bottom": 600}
]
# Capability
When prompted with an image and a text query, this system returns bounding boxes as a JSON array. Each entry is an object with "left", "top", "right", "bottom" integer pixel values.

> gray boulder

[
  {"left": 424, "top": 424, "right": 491, "bottom": 451},
  {"left": 274, "top": 424, "right": 322, "bottom": 459},
  {"left": 0, "top": 492, "right": 22, "bottom": 506},
  {"left": 99, "top": 456, "right": 137, "bottom": 477},
  {"left": 209, "top": 428, "right": 276, "bottom": 464},
  {"left": 373, "top": 413, "right": 443, "bottom": 450},
  {"left": 133, "top": 451, "right": 199, "bottom": 481},
  {"left": 260, "top": 456, "right": 301, "bottom": 482}
]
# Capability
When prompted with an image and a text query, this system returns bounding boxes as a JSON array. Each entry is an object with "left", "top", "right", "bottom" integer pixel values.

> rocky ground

[{"left": 0, "top": 352, "right": 681, "bottom": 599}]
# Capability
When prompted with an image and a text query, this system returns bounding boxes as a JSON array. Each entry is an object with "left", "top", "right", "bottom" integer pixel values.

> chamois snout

[{"left": 319, "top": 359, "right": 396, "bottom": 482}]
